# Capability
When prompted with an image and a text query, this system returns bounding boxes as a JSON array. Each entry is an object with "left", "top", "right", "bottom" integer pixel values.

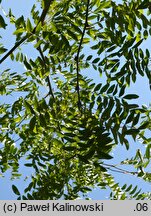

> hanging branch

[
  {"left": 76, "top": 0, "right": 90, "bottom": 110},
  {"left": 34, "top": 3, "right": 64, "bottom": 142},
  {"left": 0, "top": 0, "right": 54, "bottom": 64},
  {"left": 36, "top": 44, "right": 55, "bottom": 99},
  {"left": 103, "top": 163, "right": 137, "bottom": 175}
]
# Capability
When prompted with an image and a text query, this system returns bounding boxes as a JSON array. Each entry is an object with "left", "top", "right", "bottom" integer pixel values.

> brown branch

[
  {"left": 0, "top": 0, "right": 53, "bottom": 64},
  {"left": 76, "top": 0, "right": 90, "bottom": 111}
]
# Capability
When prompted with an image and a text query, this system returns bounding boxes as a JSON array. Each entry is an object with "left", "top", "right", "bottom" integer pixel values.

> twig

[
  {"left": 0, "top": 0, "right": 53, "bottom": 64},
  {"left": 36, "top": 45, "right": 55, "bottom": 99},
  {"left": 103, "top": 163, "right": 137, "bottom": 175},
  {"left": 76, "top": 0, "right": 90, "bottom": 110},
  {"left": 0, "top": 35, "right": 28, "bottom": 64},
  {"left": 105, "top": 167, "right": 129, "bottom": 174}
]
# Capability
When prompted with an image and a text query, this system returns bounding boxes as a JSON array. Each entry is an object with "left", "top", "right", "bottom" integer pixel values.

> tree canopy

[{"left": 0, "top": 0, "right": 151, "bottom": 199}]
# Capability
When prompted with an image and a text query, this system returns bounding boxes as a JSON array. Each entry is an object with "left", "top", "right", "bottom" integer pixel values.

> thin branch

[
  {"left": 0, "top": 35, "right": 28, "bottom": 64},
  {"left": 0, "top": 0, "right": 53, "bottom": 64},
  {"left": 76, "top": 0, "right": 90, "bottom": 110},
  {"left": 103, "top": 163, "right": 137, "bottom": 175},
  {"left": 14, "top": 137, "right": 22, "bottom": 143},
  {"left": 105, "top": 167, "right": 129, "bottom": 174},
  {"left": 36, "top": 45, "right": 55, "bottom": 99}
]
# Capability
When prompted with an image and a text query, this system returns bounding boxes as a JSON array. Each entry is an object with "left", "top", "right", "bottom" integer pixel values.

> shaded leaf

[
  {"left": 123, "top": 94, "right": 139, "bottom": 100},
  {"left": 12, "top": 185, "right": 20, "bottom": 196},
  {"left": 0, "top": 47, "right": 7, "bottom": 54},
  {"left": 124, "top": 129, "right": 140, "bottom": 135},
  {"left": 139, "top": 121, "right": 150, "bottom": 130},
  {"left": 0, "top": 15, "right": 7, "bottom": 28}
]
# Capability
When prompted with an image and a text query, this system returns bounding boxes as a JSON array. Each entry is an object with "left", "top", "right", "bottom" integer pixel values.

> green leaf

[
  {"left": 13, "top": 28, "right": 25, "bottom": 35},
  {"left": 97, "top": 151, "right": 113, "bottom": 160},
  {"left": 145, "top": 144, "right": 151, "bottom": 160},
  {"left": 39, "top": 114, "right": 46, "bottom": 127},
  {"left": 123, "top": 94, "right": 139, "bottom": 100},
  {"left": 63, "top": 146, "right": 77, "bottom": 151},
  {"left": 107, "top": 84, "right": 115, "bottom": 94},
  {"left": 12, "top": 185, "right": 20, "bottom": 196},
  {"left": 86, "top": 55, "right": 93, "bottom": 61},
  {"left": 94, "top": 83, "right": 102, "bottom": 91},
  {"left": 29, "top": 116, "right": 36, "bottom": 131},
  {"left": 0, "top": 47, "right": 7, "bottom": 54},
  {"left": 139, "top": 121, "right": 150, "bottom": 130},
  {"left": 27, "top": 193, "right": 34, "bottom": 200},
  {"left": 132, "top": 113, "right": 140, "bottom": 127},
  {"left": 106, "top": 45, "right": 117, "bottom": 52},
  {"left": 24, "top": 100, "right": 35, "bottom": 115},
  {"left": 124, "top": 129, "right": 140, "bottom": 135},
  {"left": 24, "top": 163, "right": 33, "bottom": 167},
  {"left": 146, "top": 49, "right": 150, "bottom": 58},
  {"left": 100, "top": 83, "right": 110, "bottom": 93},
  {"left": 24, "top": 182, "right": 33, "bottom": 193},
  {"left": 83, "top": 148, "right": 95, "bottom": 159},
  {"left": 67, "top": 29, "right": 78, "bottom": 40},
  {"left": 80, "top": 187, "right": 92, "bottom": 193},
  {"left": 92, "top": 57, "right": 100, "bottom": 64},
  {"left": 23, "top": 58, "right": 32, "bottom": 70},
  {"left": 136, "top": 61, "right": 144, "bottom": 76},
  {"left": 0, "top": 15, "right": 7, "bottom": 29},
  {"left": 125, "top": 111, "right": 135, "bottom": 124},
  {"left": 119, "top": 85, "right": 126, "bottom": 97},
  {"left": 130, "top": 186, "right": 138, "bottom": 195},
  {"left": 26, "top": 18, "right": 32, "bottom": 32},
  {"left": 125, "top": 184, "right": 132, "bottom": 192},
  {"left": 137, "top": 2, "right": 149, "bottom": 9},
  {"left": 91, "top": 43, "right": 100, "bottom": 50},
  {"left": 132, "top": 39, "right": 143, "bottom": 49},
  {"left": 121, "top": 184, "right": 127, "bottom": 190},
  {"left": 97, "top": 165, "right": 107, "bottom": 172}
]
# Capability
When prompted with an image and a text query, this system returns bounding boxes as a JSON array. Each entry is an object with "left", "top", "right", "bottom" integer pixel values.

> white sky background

[{"left": 0, "top": 0, "right": 151, "bottom": 199}]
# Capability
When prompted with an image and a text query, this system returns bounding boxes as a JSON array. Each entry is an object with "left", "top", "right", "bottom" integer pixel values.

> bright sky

[{"left": 0, "top": 0, "right": 151, "bottom": 200}]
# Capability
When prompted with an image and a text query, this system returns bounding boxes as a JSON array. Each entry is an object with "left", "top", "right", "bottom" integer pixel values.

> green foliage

[
  {"left": 12, "top": 185, "right": 20, "bottom": 196},
  {"left": 0, "top": 0, "right": 151, "bottom": 199},
  {"left": 0, "top": 15, "right": 7, "bottom": 29}
]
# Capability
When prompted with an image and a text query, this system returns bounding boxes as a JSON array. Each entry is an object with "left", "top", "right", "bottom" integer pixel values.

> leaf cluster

[{"left": 0, "top": 0, "right": 151, "bottom": 199}]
